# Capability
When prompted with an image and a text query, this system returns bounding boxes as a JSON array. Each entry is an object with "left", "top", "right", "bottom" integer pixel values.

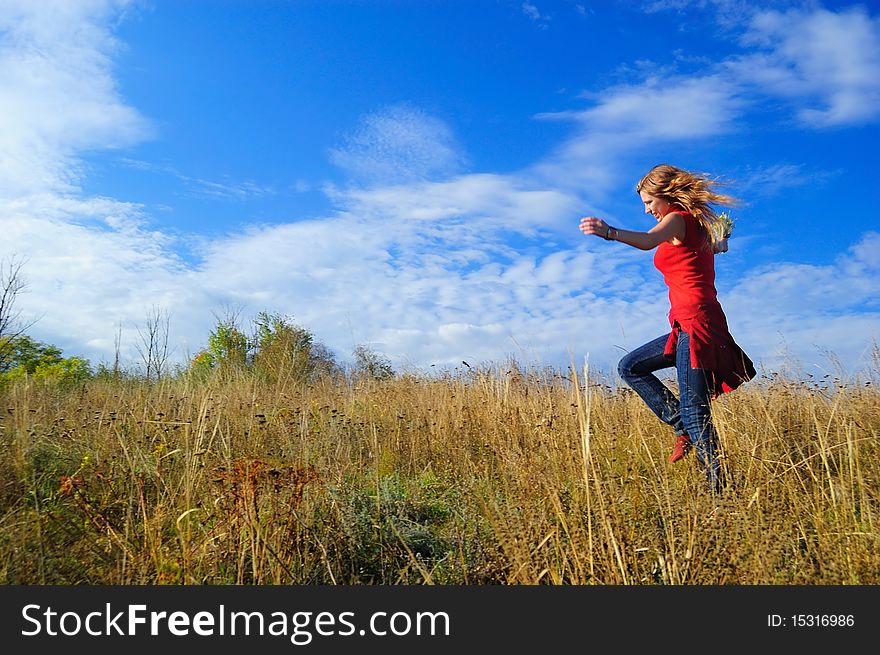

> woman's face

[{"left": 639, "top": 191, "right": 673, "bottom": 222}]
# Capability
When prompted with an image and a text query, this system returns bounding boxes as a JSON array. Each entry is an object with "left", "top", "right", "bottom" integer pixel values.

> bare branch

[
  {"left": 134, "top": 306, "right": 172, "bottom": 382},
  {"left": 0, "top": 255, "right": 37, "bottom": 369},
  {"left": 0, "top": 255, "right": 27, "bottom": 339}
]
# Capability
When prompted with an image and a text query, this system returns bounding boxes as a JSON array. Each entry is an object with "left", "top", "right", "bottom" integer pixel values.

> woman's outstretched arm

[{"left": 579, "top": 212, "right": 685, "bottom": 250}]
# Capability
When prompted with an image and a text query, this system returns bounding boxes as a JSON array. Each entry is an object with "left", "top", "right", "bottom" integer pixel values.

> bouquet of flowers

[
  {"left": 719, "top": 211, "right": 735, "bottom": 239},
  {"left": 715, "top": 211, "right": 734, "bottom": 254}
]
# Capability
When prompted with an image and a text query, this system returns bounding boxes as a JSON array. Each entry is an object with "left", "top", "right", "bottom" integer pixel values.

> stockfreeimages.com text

[{"left": 21, "top": 603, "right": 450, "bottom": 645}]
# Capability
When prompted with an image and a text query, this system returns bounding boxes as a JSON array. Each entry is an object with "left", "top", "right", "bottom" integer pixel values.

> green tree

[
  {"left": 0, "top": 335, "right": 91, "bottom": 384},
  {"left": 32, "top": 356, "right": 91, "bottom": 383},
  {"left": 189, "top": 311, "right": 337, "bottom": 383},
  {"left": 252, "top": 311, "right": 337, "bottom": 382},
  {"left": 352, "top": 344, "right": 395, "bottom": 380},
  {"left": 189, "top": 318, "right": 248, "bottom": 378},
  {"left": 0, "top": 335, "right": 61, "bottom": 374},
  {"left": 209, "top": 319, "right": 248, "bottom": 369}
]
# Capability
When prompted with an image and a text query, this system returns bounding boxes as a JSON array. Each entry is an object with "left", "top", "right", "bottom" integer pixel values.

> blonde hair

[{"left": 636, "top": 164, "right": 738, "bottom": 246}]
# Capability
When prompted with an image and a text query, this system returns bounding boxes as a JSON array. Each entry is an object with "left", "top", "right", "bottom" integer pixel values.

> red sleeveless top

[{"left": 653, "top": 210, "right": 755, "bottom": 397}]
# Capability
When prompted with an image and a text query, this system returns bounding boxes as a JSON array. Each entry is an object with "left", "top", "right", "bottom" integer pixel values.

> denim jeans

[{"left": 617, "top": 331, "right": 722, "bottom": 491}]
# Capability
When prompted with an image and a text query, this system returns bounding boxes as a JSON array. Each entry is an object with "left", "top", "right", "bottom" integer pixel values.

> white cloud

[
  {"left": 530, "top": 73, "right": 743, "bottom": 196},
  {"left": 726, "top": 232, "right": 880, "bottom": 316},
  {"left": 521, "top": 1, "right": 551, "bottom": 28},
  {"left": 118, "top": 158, "right": 275, "bottom": 201},
  {"left": 1, "top": 193, "right": 193, "bottom": 362},
  {"left": 328, "top": 104, "right": 467, "bottom": 185},
  {"left": 641, "top": 0, "right": 801, "bottom": 29},
  {"left": 526, "top": 3, "right": 880, "bottom": 200},
  {"left": 335, "top": 173, "right": 581, "bottom": 235},
  {"left": 540, "top": 3, "right": 880, "bottom": 185},
  {"left": 182, "top": 178, "right": 275, "bottom": 201},
  {"left": 735, "top": 163, "right": 839, "bottom": 198},
  {"left": 734, "top": 6, "right": 880, "bottom": 126},
  {"left": 0, "top": 0, "right": 149, "bottom": 198},
  {"left": 569, "top": 73, "right": 740, "bottom": 140},
  {"left": 722, "top": 232, "right": 880, "bottom": 373}
]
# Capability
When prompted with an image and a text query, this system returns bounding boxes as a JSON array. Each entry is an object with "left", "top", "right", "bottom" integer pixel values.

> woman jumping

[{"left": 579, "top": 164, "right": 755, "bottom": 492}]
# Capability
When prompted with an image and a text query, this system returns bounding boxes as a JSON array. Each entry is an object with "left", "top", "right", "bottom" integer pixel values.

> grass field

[{"left": 1, "top": 360, "right": 878, "bottom": 585}]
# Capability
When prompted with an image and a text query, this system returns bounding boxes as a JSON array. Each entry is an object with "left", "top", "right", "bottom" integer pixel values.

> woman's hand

[
  {"left": 579, "top": 216, "right": 610, "bottom": 239},
  {"left": 713, "top": 237, "right": 729, "bottom": 254}
]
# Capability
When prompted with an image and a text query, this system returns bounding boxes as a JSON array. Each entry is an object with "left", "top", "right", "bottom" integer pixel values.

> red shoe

[{"left": 669, "top": 434, "right": 692, "bottom": 463}]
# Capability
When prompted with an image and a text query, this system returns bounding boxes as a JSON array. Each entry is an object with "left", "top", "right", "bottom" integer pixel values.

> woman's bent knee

[{"left": 618, "top": 355, "right": 635, "bottom": 380}]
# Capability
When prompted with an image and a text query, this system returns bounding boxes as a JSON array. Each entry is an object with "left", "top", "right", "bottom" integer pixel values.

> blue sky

[{"left": 2, "top": 0, "right": 879, "bottom": 377}]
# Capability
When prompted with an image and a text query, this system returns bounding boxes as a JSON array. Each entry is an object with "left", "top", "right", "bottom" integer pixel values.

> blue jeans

[{"left": 617, "top": 331, "right": 722, "bottom": 491}]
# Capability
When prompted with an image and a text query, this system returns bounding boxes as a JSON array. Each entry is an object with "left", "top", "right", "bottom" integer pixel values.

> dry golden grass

[{"left": 1, "top": 362, "right": 878, "bottom": 585}]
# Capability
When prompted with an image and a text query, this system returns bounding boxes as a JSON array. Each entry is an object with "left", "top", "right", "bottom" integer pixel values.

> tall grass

[{"left": 1, "top": 362, "right": 877, "bottom": 584}]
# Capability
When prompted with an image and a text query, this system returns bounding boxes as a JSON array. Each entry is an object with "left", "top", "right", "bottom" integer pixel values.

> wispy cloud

[
  {"left": 641, "top": 0, "right": 798, "bottom": 28},
  {"left": 183, "top": 178, "right": 275, "bottom": 201},
  {"left": 723, "top": 232, "right": 880, "bottom": 372},
  {"left": 328, "top": 104, "right": 468, "bottom": 185},
  {"left": 521, "top": 2, "right": 551, "bottom": 28},
  {"left": 334, "top": 173, "right": 579, "bottom": 235},
  {"left": 563, "top": 74, "right": 740, "bottom": 139},
  {"left": 727, "top": 232, "right": 880, "bottom": 317},
  {"left": 1, "top": 193, "right": 191, "bottom": 359},
  {"left": 118, "top": 158, "right": 275, "bottom": 201},
  {"left": 734, "top": 163, "right": 838, "bottom": 198},
  {"left": 525, "top": 3, "right": 880, "bottom": 200},
  {"left": 734, "top": 6, "right": 880, "bottom": 127},
  {"left": 0, "top": 0, "right": 149, "bottom": 198},
  {"left": 639, "top": 3, "right": 880, "bottom": 129},
  {"left": 530, "top": 73, "right": 742, "bottom": 198}
]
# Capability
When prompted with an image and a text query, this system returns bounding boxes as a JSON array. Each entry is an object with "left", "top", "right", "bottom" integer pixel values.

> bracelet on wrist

[{"left": 604, "top": 226, "right": 616, "bottom": 241}]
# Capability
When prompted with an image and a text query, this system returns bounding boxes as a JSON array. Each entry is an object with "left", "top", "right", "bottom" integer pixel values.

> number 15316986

[{"left": 768, "top": 614, "right": 854, "bottom": 628}]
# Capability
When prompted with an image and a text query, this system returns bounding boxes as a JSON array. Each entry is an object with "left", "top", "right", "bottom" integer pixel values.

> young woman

[{"left": 579, "top": 164, "right": 755, "bottom": 492}]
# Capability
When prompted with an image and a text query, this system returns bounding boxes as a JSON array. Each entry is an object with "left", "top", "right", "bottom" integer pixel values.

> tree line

[{"left": 0, "top": 257, "right": 394, "bottom": 385}]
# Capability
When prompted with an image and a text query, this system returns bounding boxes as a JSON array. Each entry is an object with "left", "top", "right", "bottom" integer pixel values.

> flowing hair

[{"left": 636, "top": 164, "right": 739, "bottom": 246}]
